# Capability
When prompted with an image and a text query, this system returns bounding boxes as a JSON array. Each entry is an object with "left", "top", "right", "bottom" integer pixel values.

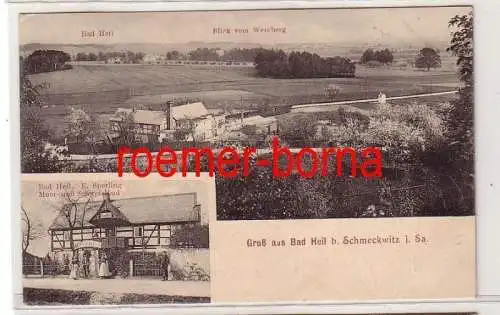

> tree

[
  {"left": 51, "top": 192, "right": 94, "bottom": 258},
  {"left": 254, "top": 49, "right": 355, "bottom": 78},
  {"left": 174, "top": 119, "right": 198, "bottom": 145},
  {"left": 448, "top": 12, "right": 473, "bottom": 87},
  {"left": 361, "top": 48, "right": 393, "bottom": 64},
  {"left": 87, "top": 53, "right": 97, "bottom": 61},
  {"left": 65, "top": 107, "right": 103, "bottom": 154},
  {"left": 97, "top": 51, "right": 105, "bottom": 61},
  {"left": 23, "top": 50, "right": 71, "bottom": 74},
  {"left": 21, "top": 206, "right": 43, "bottom": 255},
  {"left": 65, "top": 107, "right": 92, "bottom": 144},
  {"left": 360, "top": 49, "right": 375, "bottom": 64},
  {"left": 279, "top": 115, "right": 317, "bottom": 146},
  {"left": 440, "top": 11, "right": 474, "bottom": 214},
  {"left": 188, "top": 48, "right": 219, "bottom": 61},
  {"left": 76, "top": 52, "right": 89, "bottom": 61},
  {"left": 378, "top": 48, "right": 394, "bottom": 64},
  {"left": 20, "top": 64, "right": 65, "bottom": 173},
  {"left": 171, "top": 224, "right": 209, "bottom": 248},
  {"left": 110, "top": 111, "right": 137, "bottom": 147},
  {"left": 415, "top": 47, "right": 441, "bottom": 71},
  {"left": 166, "top": 50, "right": 181, "bottom": 60},
  {"left": 325, "top": 84, "right": 341, "bottom": 100}
]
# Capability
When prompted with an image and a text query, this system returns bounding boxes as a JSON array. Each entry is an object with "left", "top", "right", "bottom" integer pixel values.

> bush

[
  {"left": 182, "top": 263, "right": 210, "bottom": 281},
  {"left": 23, "top": 288, "right": 92, "bottom": 305},
  {"left": 325, "top": 84, "right": 342, "bottom": 100},
  {"left": 89, "top": 292, "right": 124, "bottom": 305},
  {"left": 171, "top": 224, "right": 209, "bottom": 248}
]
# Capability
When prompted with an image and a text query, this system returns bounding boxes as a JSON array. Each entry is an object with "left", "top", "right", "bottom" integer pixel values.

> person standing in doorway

[
  {"left": 69, "top": 255, "right": 79, "bottom": 280},
  {"left": 89, "top": 251, "right": 96, "bottom": 277},
  {"left": 99, "top": 253, "right": 110, "bottom": 279},
  {"left": 82, "top": 252, "right": 90, "bottom": 278},
  {"left": 160, "top": 251, "right": 170, "bottom": 281}
]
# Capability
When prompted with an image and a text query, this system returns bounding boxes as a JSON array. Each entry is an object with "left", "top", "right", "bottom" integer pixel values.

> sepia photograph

[
  {"left": 20, "top": 174, "right": 212, "bottom": 305},
  {"left": 18, "top": 6, "right": 474, "bottom": 221}
]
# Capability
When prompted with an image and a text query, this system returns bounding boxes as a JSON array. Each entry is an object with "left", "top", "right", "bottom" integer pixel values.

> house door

[
  {"left": 105, "top": 227, "right": 116, "bottom": 237},
  {"left": 103, "top": 227, "right": 116, "bottom": 274}
]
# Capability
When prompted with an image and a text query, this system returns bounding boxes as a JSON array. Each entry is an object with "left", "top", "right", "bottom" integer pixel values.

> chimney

[
  {"left": 164, "top": 101, "right": 172, "bottom": 130},
  {"left": 193, "top": 204, "right": 201, "bottom": 222},
  {"left": 102, "top": 192, "right": 111, "bottom": 202}
]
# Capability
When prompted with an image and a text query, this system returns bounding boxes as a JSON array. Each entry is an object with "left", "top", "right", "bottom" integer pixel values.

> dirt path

[
  {"left": 23, "top": 278, "right": 210, "bottom": 297},
  {"left": 291, "top": 90, "right": 458, "bottom": 112}
]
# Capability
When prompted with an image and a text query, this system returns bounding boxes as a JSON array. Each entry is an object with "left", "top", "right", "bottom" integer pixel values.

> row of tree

[
  {"left": 360, "top": 48, "right": 394, "bottom": 64},
  {"left": 72, "top": 48, "right": 263, "bottom": 63},
  {"left": 183, "top": 47, "right": 265, "bottom": 62},
  {"left": 360, "top": 46, "right": 442, "bottom": 71},
  {"left": 75, "top": 51, "right": 145, "bottom": 64},
  {"left": 254, "top": 49, "right": 356, "bottom": 78},
  {"left": 22, "top": 50, "right": 72, "bottom": 74}
]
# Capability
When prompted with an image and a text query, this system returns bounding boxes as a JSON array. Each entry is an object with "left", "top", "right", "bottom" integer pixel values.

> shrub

[
  {"left": 325, "top": 84, "right": 342, "bottom": 100},
  {"left": 181, "top": 263, "right": 210, "bottom": 281},
  {"left": 89, "top": 292, "right": 124, "bottom": 305},
  {"left": 171, "top": 224, "right": 209, "bottom": 248}
]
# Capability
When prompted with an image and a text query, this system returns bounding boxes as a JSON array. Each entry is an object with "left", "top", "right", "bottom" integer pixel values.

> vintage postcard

[
  {"left": 19, "top": 173, "right": 213, "bottom": 306},
  {"left": 18, "top": 6, "right": 475, "bottom": 304}
]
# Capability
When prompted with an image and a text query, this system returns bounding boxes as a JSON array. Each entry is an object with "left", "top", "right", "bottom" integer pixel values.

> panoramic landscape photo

[{"left": 19, "top": 7, "right": 474, "bottom": 220}]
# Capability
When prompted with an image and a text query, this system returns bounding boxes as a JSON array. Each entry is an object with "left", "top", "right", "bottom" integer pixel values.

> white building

[
  {"left": 226, "top": 114, "right": 278, "bottom": 136},
  {"left": 143, "top": 54, "right": 165, "bottom": 64},
  {"left": 109, "top": 100, "right": 219, "bottom": 143}
]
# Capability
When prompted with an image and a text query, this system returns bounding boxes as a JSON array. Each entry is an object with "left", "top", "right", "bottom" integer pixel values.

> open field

[{"left": 28, "top": 63, "right": 460, "bottom": 136}]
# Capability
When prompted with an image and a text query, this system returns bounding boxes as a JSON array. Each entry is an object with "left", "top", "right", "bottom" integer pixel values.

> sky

[{"left": 19, "top": 6, "right": 471, "bottom": 46}]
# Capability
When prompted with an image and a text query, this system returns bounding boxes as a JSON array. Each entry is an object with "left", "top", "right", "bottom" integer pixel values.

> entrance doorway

[{"left": 74, "top": 247, "right": 101, "bottom": 278}]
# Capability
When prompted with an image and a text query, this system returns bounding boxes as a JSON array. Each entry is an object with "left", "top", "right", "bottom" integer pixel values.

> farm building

[
  {"left": 241, "top": 115, "right": 279, "bottom": 135},
  {"left": 47, "top": 192, "right": 209, "bottom": 278},
  {"left": 109, "top": 101, "right": 220, "bottom": 143},
  {"left": 143, "top": 54, "right": 165, "bottom": 64},
  {"left": 226, "top": 114, "right": 279, "bottom": 136},
  {"left": 106, "top": 57, "right": 124, "bottom": 64}
]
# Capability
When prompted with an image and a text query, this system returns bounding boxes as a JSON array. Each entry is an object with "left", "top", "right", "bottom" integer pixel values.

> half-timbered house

[{"left": 48, "top": 192, "right": 208, "bottom": 278}]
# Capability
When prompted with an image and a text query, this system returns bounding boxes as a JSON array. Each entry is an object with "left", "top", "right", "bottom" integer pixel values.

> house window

[
  {"left": 134, "top": 226, "right": 143, "bottom": 237},
  {"left": 63, "top": 231, "right": 71, "bottom": 241},
  {"left": 110, "top": 123, "right": 120, "bottom": 132},
  {"left": 160, "top": 238, "right": 170, "bottom": 246},
  {"left": 100, "top": 211, "right": 112, "bottom": 219}
]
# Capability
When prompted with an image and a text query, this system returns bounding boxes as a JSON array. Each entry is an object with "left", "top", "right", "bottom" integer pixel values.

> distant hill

[{"left": 20, "top": 40, "right": 452, "bottom": 58}]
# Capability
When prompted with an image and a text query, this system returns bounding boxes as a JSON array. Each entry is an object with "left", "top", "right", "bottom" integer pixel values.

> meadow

[{"left": 28, "top": 62, "right": 460, "bottom": 136}]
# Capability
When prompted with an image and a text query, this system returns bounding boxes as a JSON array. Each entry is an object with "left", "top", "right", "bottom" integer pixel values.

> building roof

[
  {"left": 49, "top": 193, "right": 200, "bottom": 230},
  {"left": 110, "top": 102, "right": 210, "bottom": 125},
  {"left": 171, "top": 102, "right": 209, "bottom": 120},
  {"left": 242, "top": 115, "right": 277, "bottom": 126},
  {"left": 110, "top": 108, "right": 165, "bottom": 126}
]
